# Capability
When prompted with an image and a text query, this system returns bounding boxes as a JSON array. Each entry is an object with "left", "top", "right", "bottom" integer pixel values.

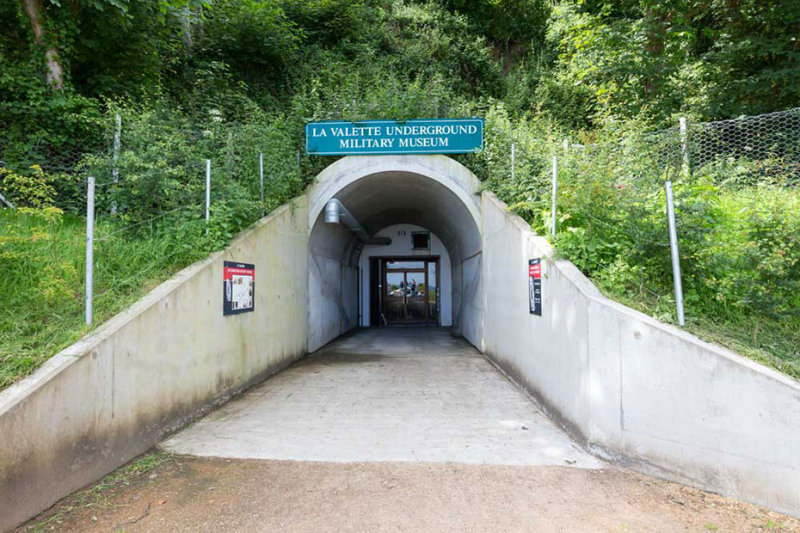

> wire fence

[
  {"left": 690, "top": 108, "right": 800, "bottom": 171},
  {"left": 2, "top": 106, "right": 799, "bottom": 369},
  {"left": 0, "top": 110, "right": 309, "bottom": 213},
  {"left": 0, "top": 109, "right": 311, "bottom": 327},
  {"left": 497, "top": 108, "right": 800, "bottom": 374}
]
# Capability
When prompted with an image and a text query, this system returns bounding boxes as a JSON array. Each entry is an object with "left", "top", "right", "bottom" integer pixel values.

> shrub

[{"left": 0, "top": 165, "right": 57, "bottom": 208}]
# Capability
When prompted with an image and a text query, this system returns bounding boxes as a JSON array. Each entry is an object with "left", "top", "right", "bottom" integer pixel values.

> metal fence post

[
  {"left": 0, "top": 191, "right": 15, "bottom": 209},
  {"left": 111, "top": 113, "right": 121, "bottom": 215},
  {"left": 85, "top": 176, "right": 95, "bottom": 326},
  {"left": 511, "top": 143, "right": 516, "bottom": 181},
  {"left": 259, "top": 152, "right": 264, "bottom": 202},
  {"left": 665, "top": 180, "right": 685, "bottom": 326},
  {"left": 205, "top": 159, "right": 211, "bottom": 235},
  {"left": 551, "top": 154, "right": 558, "bottom": 239},
  {"left": 679, "top": 116, "right": 690, "bottom": 178}
]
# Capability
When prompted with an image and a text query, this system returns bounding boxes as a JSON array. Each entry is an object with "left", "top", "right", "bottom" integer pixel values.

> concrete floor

[{"left": 162, "top": 328, "right": 601, "bottom": 468}]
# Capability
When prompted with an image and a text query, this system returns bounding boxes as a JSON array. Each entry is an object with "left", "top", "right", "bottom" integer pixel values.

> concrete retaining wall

[
  {"left": 0, "top": 198, "right": 310, "bottom": 531},
  {"left": 4, "top": 157, "right": 799, "bottom": 529},
  {"left": 481, "top": 191, "right": 800, "bottom": 517},
  {"left": 458, "top": 253, "right": 484, "bottom": 351}
]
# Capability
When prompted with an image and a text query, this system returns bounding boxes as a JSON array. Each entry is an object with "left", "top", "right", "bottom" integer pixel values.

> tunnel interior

[{"left": 307, "top": 167, "right": 483, "bottom": 353}]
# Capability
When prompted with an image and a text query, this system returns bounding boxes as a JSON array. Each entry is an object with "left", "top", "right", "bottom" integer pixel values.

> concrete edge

[
  {"left": 588, "top": 292, "right": 800, "bottom": 389},
  {"left": 586, "top": 438, "right": 800, "bottom": 519},
  {"left": 307, "top": 155, "right": 484, "bottom": 232}
]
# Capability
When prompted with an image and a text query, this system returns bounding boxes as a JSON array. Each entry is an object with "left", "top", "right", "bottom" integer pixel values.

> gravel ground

[{"left": 22, "top": 455, "right": 800, "bottom": 532}]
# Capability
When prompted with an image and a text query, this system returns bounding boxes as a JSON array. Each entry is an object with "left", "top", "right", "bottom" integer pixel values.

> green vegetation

[
  {"left": 1, "top": 0, "right": 798, "bottom": 387},
  {"left": 478, "top": 118, "right": 800, "bottom": 378},
  {"left": 0, "top": 206, "right": 211, "bottom": 389},
  {"left": 24, "top": 451, "right": 173, "bottom": 531}
]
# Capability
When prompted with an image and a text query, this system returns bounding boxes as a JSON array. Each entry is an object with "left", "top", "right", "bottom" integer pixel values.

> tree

[
  {"left": 440, "top": 0, "right": 550, "bottom": 49},
  {"left": 20, "top": 0, "right": 64, "bottom": 88}
]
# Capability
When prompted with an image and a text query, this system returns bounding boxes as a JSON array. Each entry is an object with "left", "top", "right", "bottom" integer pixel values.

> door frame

[{"left": 376, "top": 256, "right": 440, "bottom": 326}]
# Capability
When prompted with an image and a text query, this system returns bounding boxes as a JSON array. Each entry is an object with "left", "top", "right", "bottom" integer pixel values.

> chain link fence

[
  {"left": 2, "top": 105, "right": 799, "bottom": 376},
  {"left": 689, "top": 108, "right": 800, "bottom": 174},
  {"left": 493, "top": 107, "right": 800, "bottom": 377}
]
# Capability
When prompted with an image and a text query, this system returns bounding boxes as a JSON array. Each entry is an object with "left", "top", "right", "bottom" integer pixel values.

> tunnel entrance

[{"left": 307, "top": 155, "right": 484, "bottom": 353}]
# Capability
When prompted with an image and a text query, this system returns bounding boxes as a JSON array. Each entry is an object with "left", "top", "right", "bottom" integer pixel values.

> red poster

[
  {"left": 223, "top": 261, "right": 255, "bottom": 315},
  {"left": 528, "top": 258, "right": 542, "bottom": 316}
]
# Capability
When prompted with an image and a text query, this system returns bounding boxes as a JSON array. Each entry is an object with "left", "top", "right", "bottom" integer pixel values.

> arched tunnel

[
  {"left": 159, "top": 154, "right": 599, "bottom": 471},
  {"left": 306, "top": 155, "right": 485, "bottom": 352},
  {"left": 4, "top": 152, "right": 796, "bottom": 531}
]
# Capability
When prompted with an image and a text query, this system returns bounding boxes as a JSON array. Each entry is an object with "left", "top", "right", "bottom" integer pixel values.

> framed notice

[
  {"left": 223, "top": 261, "right": 255, "bottom": 316},
  {"left": 528, "top": 258, "right": 542, "bottom": 316}
]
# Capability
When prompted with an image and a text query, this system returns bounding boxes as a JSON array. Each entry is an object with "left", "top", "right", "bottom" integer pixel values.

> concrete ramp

[{"left": 162, "top": 328, "right": 601, "bottom": 468}]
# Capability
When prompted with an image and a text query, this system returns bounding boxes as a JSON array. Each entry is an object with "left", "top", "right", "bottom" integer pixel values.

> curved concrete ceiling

[
  {"left": 338, "top": 171, "right": 480, "bottom": 260},
  {"left": 312, "top": 170, "right": 482, "bottom": 264},
  {"left": 307, "top": 155, "right": 484, "bottom": 267}
]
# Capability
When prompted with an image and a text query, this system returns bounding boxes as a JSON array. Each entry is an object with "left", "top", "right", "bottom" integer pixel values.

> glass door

[
  {"left": 380, "top": 258, "right": 438, "bottom": 325},
  {"left": 405, "top": 271, "right": 426, "bottom": 321},
  {"left": 383, "top": 271, "right": 406, "bottom": 323}
]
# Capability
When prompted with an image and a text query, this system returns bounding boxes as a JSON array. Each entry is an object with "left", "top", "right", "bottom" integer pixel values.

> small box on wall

[{"left": 412, "top": 231, "right": 430, "bottom": 250}]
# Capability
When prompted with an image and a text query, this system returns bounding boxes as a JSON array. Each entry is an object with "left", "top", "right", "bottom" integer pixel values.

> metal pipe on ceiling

[{"left": 324, "top": 198, "right": 391, "bottom": 245}]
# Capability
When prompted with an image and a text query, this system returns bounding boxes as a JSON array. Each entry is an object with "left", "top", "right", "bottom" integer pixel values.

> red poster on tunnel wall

[
  {"left": 529, "top": 258, "right": 542, "bottom": 316},
  {"left": 223, "top": 261, "right": 255, "bottom": 316}
]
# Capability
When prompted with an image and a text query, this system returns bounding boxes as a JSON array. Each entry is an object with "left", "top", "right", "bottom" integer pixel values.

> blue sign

[{"left": 305, "top": 118, "right": 484, "bottom": 156}]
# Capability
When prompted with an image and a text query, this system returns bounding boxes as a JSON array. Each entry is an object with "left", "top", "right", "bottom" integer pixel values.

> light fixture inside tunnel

[
  {"left": 324, "top": 198, "right": 391, "bottom": 245},
  {"left": 324, "top": 199, "right": 340, "bottom": 224}
]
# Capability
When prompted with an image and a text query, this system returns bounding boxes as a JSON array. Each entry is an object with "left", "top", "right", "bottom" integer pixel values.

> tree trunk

[
  {"left": 181, "top": 6, "right": 193, "bottom": 49},
  {"left": 21, "top": 0, "right": 64, "bottom": 89}
]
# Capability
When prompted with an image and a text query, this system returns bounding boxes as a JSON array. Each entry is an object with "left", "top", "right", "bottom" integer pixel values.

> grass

[
  {"left": 23, "top": 451, "right": 173, "bottom": 532},
  {"left": 0, "top": 208, "right": 209, "bottom": 390},
  {"left": 542, "top": 170, "right": 800, "bottom": 383},
  {"left": 595, "top": 279, "right": 800, "bottom": 381}
]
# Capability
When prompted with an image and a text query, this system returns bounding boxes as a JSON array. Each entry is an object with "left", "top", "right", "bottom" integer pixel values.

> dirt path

[
  {"left": 20, "top": 331, "right": 799, "bottom": 531},
  {"left": 22, "top": 455, "right": 799, "bottom": 532}
]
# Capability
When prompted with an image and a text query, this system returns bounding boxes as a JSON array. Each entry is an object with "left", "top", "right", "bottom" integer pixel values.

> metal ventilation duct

[{"left": 324, "top": 198, "right": 391, "bottom": 245}]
